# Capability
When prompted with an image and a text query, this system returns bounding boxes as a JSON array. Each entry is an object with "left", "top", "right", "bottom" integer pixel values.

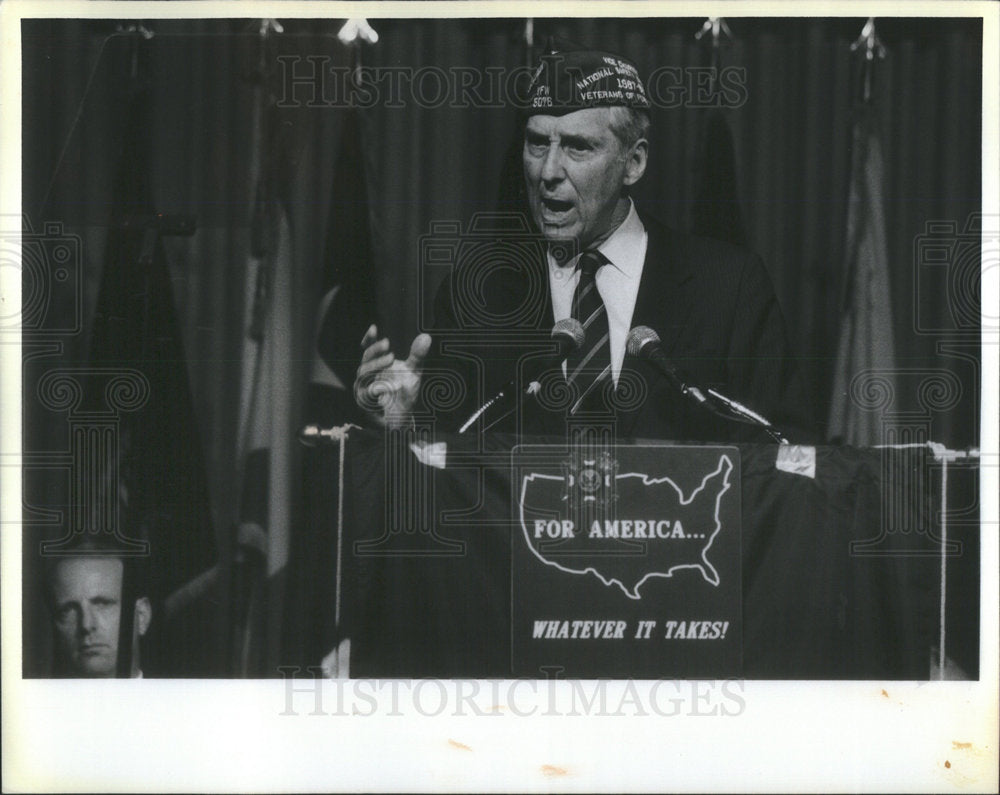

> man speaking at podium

[{"left": 353, "top": 42, "right": 812, "bottom": 443}]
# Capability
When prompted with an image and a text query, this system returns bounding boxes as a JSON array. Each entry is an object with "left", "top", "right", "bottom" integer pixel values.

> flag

[
  {"left": 691, "top": 109, "right": 746, "bottom": 247},
  {"left": 305, "top": 107, "right": 379, "bottom": 427},
  {"left": 284, "top": 105, "right": 378, "bottom": 667},
  {"left": 230, "top": 27, "right": 297, "bottom": 675},
  {"left": 230, "top": 199, "right": 294, "bottom": 676},
  {"left": 86, "top": 33, "right": 216, "bottom": 675},
  {"left": 827, "top": 107, "right": 898, "bottom": 445}
]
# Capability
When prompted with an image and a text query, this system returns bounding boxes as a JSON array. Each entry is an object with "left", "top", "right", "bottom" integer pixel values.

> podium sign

[
  {"left": 333, "top": 431, "right": 945, "bottom": 679},
  {"left": 511, "top": 444, "right": 742, "bottom": 677}
]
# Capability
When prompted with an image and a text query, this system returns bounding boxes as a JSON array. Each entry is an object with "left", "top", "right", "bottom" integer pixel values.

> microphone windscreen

[
  {"left": 298, "top": 425, "right": 322, "bottom": 446},
  {"left": 552, "top": 317, "right": 585, "bottom": 349},
  {"left": 626, "top": 325, "right": 660, "bottom": 358}
]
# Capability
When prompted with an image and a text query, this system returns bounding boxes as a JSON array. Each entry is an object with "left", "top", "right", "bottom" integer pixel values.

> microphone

[
  {"left": 457, "top": 319, "right": 584, "bottom": 434},
  {"left": 299, "top": 424, "right": 354, "bottom": 446},
  {"left": 626, "top": 326, "right": 708, "bottom": 405},
  {"left": 626, "top": 325, "right": 788, "bottom": 443}
]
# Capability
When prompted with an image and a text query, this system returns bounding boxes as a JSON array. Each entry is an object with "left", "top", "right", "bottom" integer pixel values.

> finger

[
  {"left": 360, "top": 337, "right": 391, "bottom": 364},
  {"left": 360, "top": 324, "right": 378, "bottom": 348},
  {"left": 405, "top": 333, "right": 433, "bottom": 370},
  {"left": 357, "top": 352, "right": 395, "bottom": 379}
]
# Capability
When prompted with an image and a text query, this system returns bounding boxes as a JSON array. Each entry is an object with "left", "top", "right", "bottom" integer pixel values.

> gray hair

[{"left": 608, "top": 106, "right": 651, "bottom": 151}]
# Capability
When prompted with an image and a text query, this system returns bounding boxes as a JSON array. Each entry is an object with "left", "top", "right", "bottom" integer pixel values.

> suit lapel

[
  {"left": 617, "top": 216, "right": 696, "bottom": 438},
  {"left": 629, "top": 217, "right": 696, "bottom": 354},
  {"left": 539, "top": 265, "right": 554, "bottom": 330}
]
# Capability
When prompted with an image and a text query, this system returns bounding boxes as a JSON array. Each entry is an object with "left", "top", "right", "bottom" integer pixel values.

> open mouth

[{"left": 541, "top": 197, "right": 573, "bottom": 214}]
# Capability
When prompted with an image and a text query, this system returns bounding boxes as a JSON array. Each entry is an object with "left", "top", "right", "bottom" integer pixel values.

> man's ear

[
  {"left": 134, "top": 597, "right": 152, "bottom": 636},
  {"left": 623, "top": 138, "right": 648, "bottom": 186}
]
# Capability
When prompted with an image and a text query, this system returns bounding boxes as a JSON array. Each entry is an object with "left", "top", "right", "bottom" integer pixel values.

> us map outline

[{"left": 518, "top": 454, "right": 735, "bottom": 599}]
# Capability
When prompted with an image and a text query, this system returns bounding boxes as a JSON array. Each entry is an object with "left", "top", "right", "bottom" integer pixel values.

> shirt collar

[
  {"left": 548, "top": 199, "right": 646, "bottom": 278},
  {"left": 596, "top": 199, "right": 645, "bottom": 278}
]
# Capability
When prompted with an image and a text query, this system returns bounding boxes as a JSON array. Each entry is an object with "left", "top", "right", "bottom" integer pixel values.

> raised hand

[{"left": 353, "top": 324, "right": 432, "bottom": 427}]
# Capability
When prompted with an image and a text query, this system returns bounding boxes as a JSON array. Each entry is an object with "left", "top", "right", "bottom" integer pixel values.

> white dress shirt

[{"left": 547, "top": 200, "right": 648, "bottom": 383}]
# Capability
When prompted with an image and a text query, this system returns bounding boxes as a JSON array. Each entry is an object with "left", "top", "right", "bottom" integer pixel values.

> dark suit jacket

[{"left": 425, "top": 212, "right": 814, "bottom": 443}]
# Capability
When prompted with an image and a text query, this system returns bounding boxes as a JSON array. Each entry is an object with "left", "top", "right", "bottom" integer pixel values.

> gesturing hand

[{"left": 353, "top": 324, "right": 432, "bottom": 427}]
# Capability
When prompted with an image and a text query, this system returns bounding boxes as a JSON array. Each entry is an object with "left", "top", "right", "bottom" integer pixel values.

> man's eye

[{"left": 525, "top": 138, "right": 547, "bottom": 154}]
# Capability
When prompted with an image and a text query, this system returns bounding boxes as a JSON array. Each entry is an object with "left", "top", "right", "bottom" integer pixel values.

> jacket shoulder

[
  {"left": 640, "top": 211, "right": 757, "bottom": 265},
  {"left": 637, "top": 211, "right": 764, "bottom": 292}
]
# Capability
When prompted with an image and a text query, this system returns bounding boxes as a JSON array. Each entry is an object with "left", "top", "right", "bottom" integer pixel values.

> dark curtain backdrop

[{"left": 21, "top": 17, "right": 981, "bottom": 675}]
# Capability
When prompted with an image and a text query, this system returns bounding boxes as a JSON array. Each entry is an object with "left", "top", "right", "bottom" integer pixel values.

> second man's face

[
  {"left": 523, "top": 107, "right": 637, "bottom": 251},
  {"left": 50, "top": 557, "right": 124, "bottom": 677}
]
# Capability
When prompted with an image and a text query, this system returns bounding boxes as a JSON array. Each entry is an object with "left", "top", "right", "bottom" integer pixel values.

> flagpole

[
  {"left": 695, "top": 16, "right": 732, "bottom": 93},
  {"left": 229, "top": 17, "right": 284, "bottom": 677},
  {"left": 691, "top": 17, "right": 745, "bottom": 247},
  {"left": 850, "top": 17, "right": 886, "bottom": 106},
  {"left": 828, "top": 18, "right": 895, "bottom": 446}
]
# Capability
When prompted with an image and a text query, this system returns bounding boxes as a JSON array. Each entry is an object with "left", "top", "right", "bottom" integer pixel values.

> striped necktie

[{"left": 566, "top": 250, "right": 612, "bottom": 414}]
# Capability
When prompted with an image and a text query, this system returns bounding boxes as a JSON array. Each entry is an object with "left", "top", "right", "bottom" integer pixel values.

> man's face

[
  {"left": 50, "top": 557, "right": 124, "bottom": 677},
  {"left": 523, "top": 107, "right": 646, "bottom": 250}
]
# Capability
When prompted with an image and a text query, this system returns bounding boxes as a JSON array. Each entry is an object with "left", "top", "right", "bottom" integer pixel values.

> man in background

[{"left": 46, "top": 547, "right": 152, "bottom": 678}]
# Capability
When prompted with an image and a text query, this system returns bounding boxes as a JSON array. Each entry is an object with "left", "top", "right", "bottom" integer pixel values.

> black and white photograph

[{"left": 2, "top": 1, "right": 997, "bottom": 791}]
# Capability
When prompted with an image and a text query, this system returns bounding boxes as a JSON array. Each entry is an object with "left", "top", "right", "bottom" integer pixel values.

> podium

[{"left": 293, "top": 428, "right": 975, "bottom": 679}]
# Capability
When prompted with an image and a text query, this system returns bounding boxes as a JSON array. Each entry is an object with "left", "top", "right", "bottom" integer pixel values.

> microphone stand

[
  {"left": 626, "top": 326, "right": 789, "bottom": 444},
  {"left": 703, "top": 388, "right": 789, "bottom": 444},
  {"left": 456, "top": 319, "right": 585, "bottom": 436}
]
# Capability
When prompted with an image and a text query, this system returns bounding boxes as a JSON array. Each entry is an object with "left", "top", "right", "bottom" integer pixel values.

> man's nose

[
  {"left": 80, "top": 604, "right": 97, "bottom": 634},
  {"left": 540, "top": 144, "right": 564, "bottom": 183}
]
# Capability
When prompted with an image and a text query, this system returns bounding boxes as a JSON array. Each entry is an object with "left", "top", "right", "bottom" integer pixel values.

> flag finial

[
  {"left": 338, "top": 18, "right": 379, "bottom": 45},
  {"left": 850, "top": 18, "right": 886, "bottom": 104},
  {"left": 850, "top": 17, "right": 886, "bottom": 62},
  {"left": 695, "top": 17, "right": 733, "bottom": 48}
]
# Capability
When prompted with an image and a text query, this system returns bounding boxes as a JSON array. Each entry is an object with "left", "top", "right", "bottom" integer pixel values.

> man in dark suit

[{"left": 354, "top": 43, "right": 811, "bottom": 443}]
